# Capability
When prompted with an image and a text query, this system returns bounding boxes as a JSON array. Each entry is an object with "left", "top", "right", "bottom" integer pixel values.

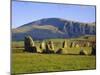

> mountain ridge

[
  {"left": 18, "top": 18, "right": 95, "bottom": 28},
  {"left": 12, "top": 18, "right": 96, "bottom": 40}
]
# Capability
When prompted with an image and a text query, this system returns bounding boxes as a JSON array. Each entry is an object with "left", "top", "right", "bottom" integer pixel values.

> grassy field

[
  {"left": 12, "top": 53, "right": 96, "bottom": 74},
  {"left": 11, "top": 35, "right": 96, "bottom": 74}
]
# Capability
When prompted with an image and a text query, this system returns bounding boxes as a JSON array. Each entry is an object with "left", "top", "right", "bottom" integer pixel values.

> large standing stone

[{"left": 24, "top": 36, "right": 37, "bottom": 53}]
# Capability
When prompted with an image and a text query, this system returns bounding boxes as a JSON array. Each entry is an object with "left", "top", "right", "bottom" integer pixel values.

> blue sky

[{"left": 12, "top": 1, "right": 96, "bottom": 28}]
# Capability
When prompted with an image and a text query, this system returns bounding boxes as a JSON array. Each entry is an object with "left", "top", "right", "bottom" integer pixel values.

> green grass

[
  {"left": 12, "top": 36, "right": 96, "bottom": 74},
  {"left": 12, "top": 47, "right": 92, "bottom": 55},
  {"left": 12, "top": 53, "right": 96, "bottom": 74}
]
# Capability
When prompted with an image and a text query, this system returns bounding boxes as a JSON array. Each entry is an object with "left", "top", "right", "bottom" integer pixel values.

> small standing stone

[
  {"left": 76, "top": 44, "right": 80, "bottom": 48},
  {"left": 79, "top": 48, "right": 88, "bottom": 55},
  {"left": 40, "top": 41, "right": 46, "bottom": 50},
  {"left": 62, "top": 40, "right": 67, "bottom": 48},
  {"left": 49, "top": 41, "right": 54, "bottom": 50},
  {"left": 87, "top": 42, "right": 90, "bottom": 47},
  {"left": 72, "top": 42, "right": 75, "bottom": 47}
]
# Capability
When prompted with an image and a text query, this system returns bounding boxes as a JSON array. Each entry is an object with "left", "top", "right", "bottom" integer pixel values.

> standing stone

[
  {"left": 40, "top": 41, "right": 46, "bottom": 50},
  {"left": 87, "top": 42, "right": 90, "bottom": 47},
  {"left": 47, "top": 41, "right": 55, "bottom": 53},
  {"left": 83, "top": 43, "right": 86, "bottom": 47},
  {"left": 24, "top": 36, "right": 37, "bottom": 53},
  {"left": 62, "top": 40, "right": 67, "bottom": 48},
  {"left": 39, "top": 41, "right": 46, "bottom": 53},
  {"left": 56, "top": 48, "right": 68, "bottom": 54},
  {"left": 49, "top": 41, "right": 54, "bottom": 50},
  {"left": 76, "top": 44, "right": 80, "bottom": 48},
  {"left": 79, "top": 48, "right": 88, "bottom": 55},
  {"left": 45, "top": 42, "right": 51, "bottom": 53},
  {"left": 24, "top": 36, "right": 29, "bottom": 51},
  {"left": 43, "top": 41, "right": 54, "bottom": 53},
  {"left": 70, "top": 42, "right": 73, "bottom": 48},
  {"left": 91, "top": 45, "right": 96, "bottom": 55},
  {"left": 28, "top": 36, "right": 35, "bottom": 47},
  {"left": 72, "top": 42, "right": 75, "bottom": 47}
]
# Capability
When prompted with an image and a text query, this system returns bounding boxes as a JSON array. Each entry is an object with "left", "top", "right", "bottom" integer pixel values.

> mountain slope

[{"left": 12, "top": 18, "right": 96, "bottom": 40}]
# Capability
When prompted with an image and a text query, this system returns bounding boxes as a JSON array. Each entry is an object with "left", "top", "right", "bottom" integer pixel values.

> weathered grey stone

[
  {"left": 87, "top": 42, "right": 90, "bottom": 47},
  {"left": 70, "top": 42, "right": 73, "bottom": 48},
  {"left": 56, "top": 48, "right": 68, "bottom": 54},
  {"left": 24, "top": 36, "right": 37, "bottom": 53},
  {"left": 40, "top": 41, "right": 46, "bottom": 50},
  {"left": 42, "top": 41, "right": 54, "bottom": 53},
  {"left": 49, "top": 41, "right": 55, "bottom": 50},
  {"left": 72, "top": 42, "right": 75, "bottom": 47},
  {"left": 79, "top": 49, "right": 88, "bottom": 55},
  {"left": 62, "top": 40, "right": 67, "bottom": 48},
  {"left": 76, "top": 44, "right": 80, "bottom": 48}
]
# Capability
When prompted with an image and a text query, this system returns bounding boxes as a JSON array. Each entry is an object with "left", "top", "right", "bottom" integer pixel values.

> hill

[{"left": 12, "top": 18, "right": 96, "bottom": 40}]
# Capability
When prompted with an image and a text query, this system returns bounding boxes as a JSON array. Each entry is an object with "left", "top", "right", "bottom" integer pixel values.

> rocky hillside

[{"left": 12, "top": 18, "right": 96, "bottom": 40}]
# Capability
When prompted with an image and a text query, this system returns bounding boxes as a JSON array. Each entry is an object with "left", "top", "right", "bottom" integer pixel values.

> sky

[{"left": 12, "top": 1, "right": 96, "bottom": 28}]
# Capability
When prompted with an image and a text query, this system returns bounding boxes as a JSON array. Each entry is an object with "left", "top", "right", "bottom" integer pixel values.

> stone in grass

[
  {"left": 35, "top": 45, "right": 42, "bottom": 53},
  {"left": 76, "top": 44, "right": 80, "bottom": 48},
  {"left": 70, "top": 42, "right": 73, "bottom": 48},
  {"left": 72, "top": 42, "right": 75, "bottom": 47},
  {"left": 40, "top": 41, "right": 46, "bottom": 50},
  {"left": 56, "top": 48, "right": 68, "bottom": 54},
  {"left": 24, "top": 35, "right": 37, "bottom": 53},
  {"left": 91, "top": 45, "right": 96, "bottom": 55},
  {"left": 43, "top": 42, "right": 54, "bottom": 54},
  {"left": 79, "top": 49, "right": 88, "bottom": 55},
  {"left": 39, "top": 41, "right": 46, "bottom": 53},
  {"left": 48, "top": 41, "right": 55, "bottom": 51},
  {"left": 87, "top": 42, "right": 90, "bottom": 47},
  {"left": 62, "top": 40, "right": 68, "bottom": 48}
]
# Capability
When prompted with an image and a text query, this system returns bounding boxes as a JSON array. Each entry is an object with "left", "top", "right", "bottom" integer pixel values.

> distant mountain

[{"left": 12, "top": 18, "right": 96, "bottom": 41}]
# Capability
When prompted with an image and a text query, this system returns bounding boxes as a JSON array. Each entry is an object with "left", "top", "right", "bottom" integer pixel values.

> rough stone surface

[{"left": 24, "top": 36, "right": 37, "bottom": 53}]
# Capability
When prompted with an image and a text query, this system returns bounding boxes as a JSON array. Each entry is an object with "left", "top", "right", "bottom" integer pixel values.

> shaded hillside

[{"left": 12, "top": 18, "right": 96, "bottom": 40}]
